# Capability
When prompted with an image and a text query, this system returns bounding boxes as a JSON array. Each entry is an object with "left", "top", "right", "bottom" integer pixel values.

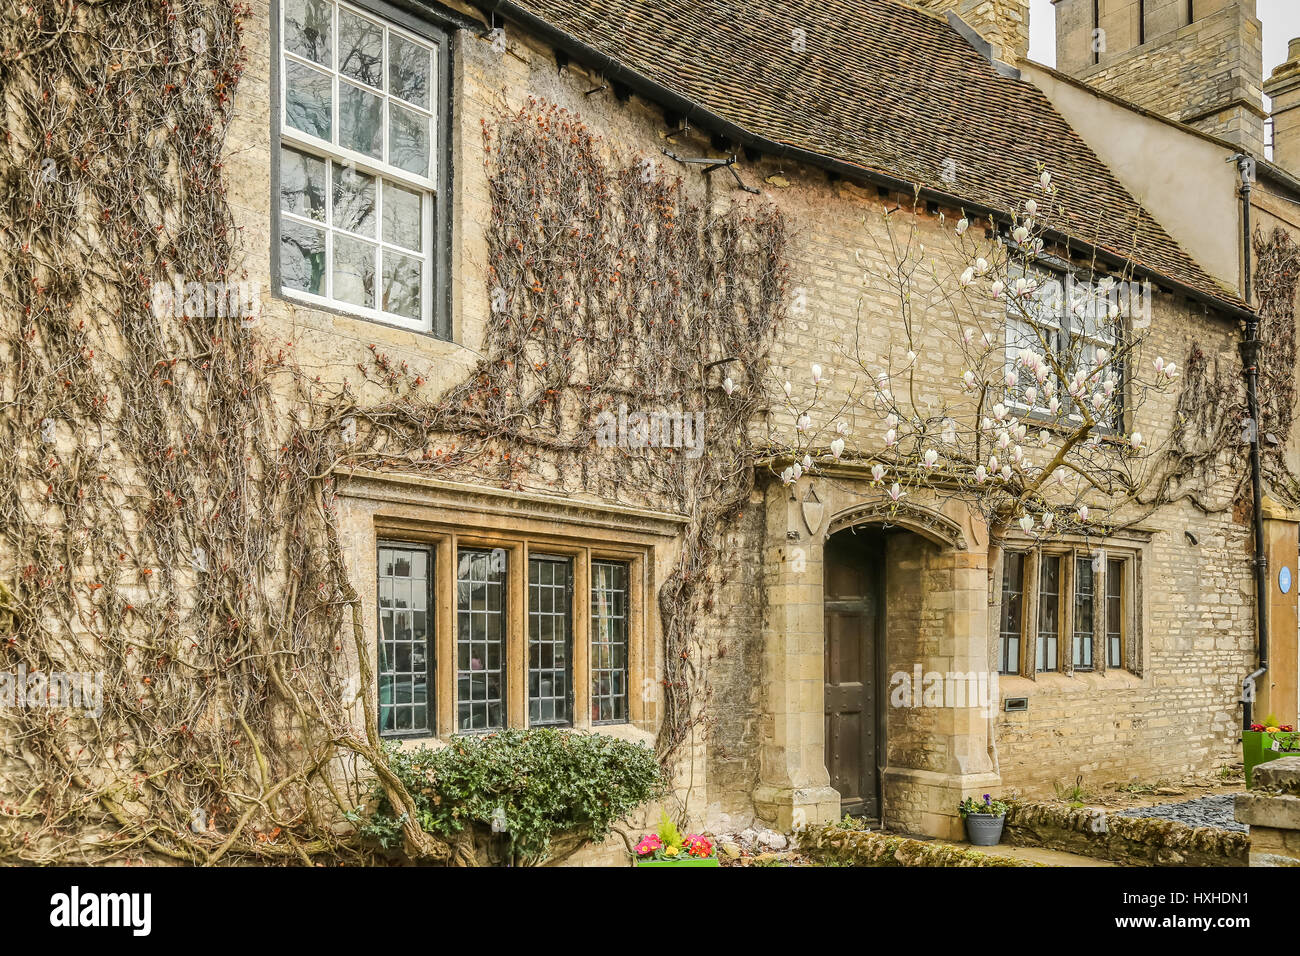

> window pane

[
  {"left": 999, "top": 552, "right": 1023, "bottom": 675},
  {"left": 280, "top": 146, "right": 326, "bottom": 221},
  {"left": 390, "top": 34, "right": 431, "bottom": 109},
  {"left": 457, "top": 548, "right": 507, "bottom": 731},
  {"left": 377, "top": 544, "right": 432, "bottom": 736},
  {"left": 382, "top": 181, "right": 422, "bottom": 251},
  {"left": 331, "top": 162, "right": 376, "bottom": 236},
  {"left": 1074, "top": 556, "right": 1094, "bottom": 669},
  {"left": 382, "top": 250, "right": 422, "bottom": 320},
  {"left": 591, "top": 560, "right": 629, "bottom": 723},
  {"left": 280, "top": 220, "right": 326, "bottom": 295},
  {"left": 1037, "top": 555, "right": 1060, "bottom": 672},
  {"left": 333, "top": 234, "right": 376, "bottom": 308},
  {"left": 339, "top": 81, "right": 383, "bottom": 158},
  {"left": 284, "top": 0, "right": 332, "bottom": 66},
  {"left": 284, "top": 60, "right": 333, "bottom": 140},
  {"left": 1107, "top": 559, "right": 1124, "bottom": 668},
  {"left": 529, "top": 556, "right": 572, "bottom": 726},
  {"left": 338, "top": 9, "right": 384, "bottom": 89},
  {"left": 389, "top": 103, "right": 429, "bottom": 176}
]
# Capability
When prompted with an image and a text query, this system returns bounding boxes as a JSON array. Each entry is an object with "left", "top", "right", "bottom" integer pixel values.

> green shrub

[{"left": 361, "top": 728, "right": 665, "bottom": 864}]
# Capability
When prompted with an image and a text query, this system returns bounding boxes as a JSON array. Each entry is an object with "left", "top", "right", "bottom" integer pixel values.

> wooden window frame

[
  {"left": 999, "top": 543, "right": 1141, "bottom": 679},
  {"left": 373, "top": 526, "right": 649, "bottom": 738}
]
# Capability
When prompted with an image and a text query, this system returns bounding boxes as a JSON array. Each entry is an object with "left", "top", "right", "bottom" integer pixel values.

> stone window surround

[
  {"left": 995, "top": 531, "right": 1149, "bottom": 685},
  {"left": 335, "top": 468, "right": 686, "bottom": 744}
]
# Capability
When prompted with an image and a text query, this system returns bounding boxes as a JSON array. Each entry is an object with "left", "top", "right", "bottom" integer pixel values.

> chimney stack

[
  {"left": 1265, "top": 38, "right": 1300, "bottom": 175},
  {"left": 914, "top": 0, "right": 1031, "bottom": 65}
]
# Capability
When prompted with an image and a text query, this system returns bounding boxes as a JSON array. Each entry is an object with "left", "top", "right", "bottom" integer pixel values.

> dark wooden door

[{"left": 824, "top": 535, "right": 880, "bottom": 818}]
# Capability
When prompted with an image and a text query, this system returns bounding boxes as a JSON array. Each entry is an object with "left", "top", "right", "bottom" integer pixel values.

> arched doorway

[{"left": 824, "top": 527, "right": 885, "bottom": 818}]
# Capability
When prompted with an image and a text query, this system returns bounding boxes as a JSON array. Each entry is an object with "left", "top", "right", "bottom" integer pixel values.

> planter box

[
  {"left": 1244, "top": 730, "right": 1300, "bottom": 787},
  {"left": 635, "top": 857, "right": 721, "bottom": 867}
]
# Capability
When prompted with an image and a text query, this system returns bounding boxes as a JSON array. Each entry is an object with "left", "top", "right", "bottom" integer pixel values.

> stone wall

[
  {"left": 801, "top": 821, "right": 1040, "bottom": 866},
  {"left": 1054, "top": 0, "right": 1265, "bottom": 155},
  {"left": 227, "top": 1, "right": 1258, "bottom": 834},
  {"left": 1004, "top": 800, "right": 1250, "bottom": 865}
]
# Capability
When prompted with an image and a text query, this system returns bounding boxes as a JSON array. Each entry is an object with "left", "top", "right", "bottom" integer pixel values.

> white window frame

[
  {"left": 1004, "top": 266, "right": 1124, "bottom": 432},
  {"left": 277, "top": 0, "right": 439, "bottom": 332}
]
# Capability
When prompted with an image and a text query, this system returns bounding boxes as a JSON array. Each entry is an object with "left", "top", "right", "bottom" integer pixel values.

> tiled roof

[{"left": 481, "top": 0, "right": 1249, "bottom": 314}]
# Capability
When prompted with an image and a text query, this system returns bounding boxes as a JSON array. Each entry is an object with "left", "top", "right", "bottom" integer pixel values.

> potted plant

[
  {"left": 633, "top": 811, "right": 719, "bottom": 867},
  {"left": 958, "top": 794, "right": 1009, "bottom": 847},
  {"left": 1243, "top": 715, "right": 1299, "bottom": 787}
]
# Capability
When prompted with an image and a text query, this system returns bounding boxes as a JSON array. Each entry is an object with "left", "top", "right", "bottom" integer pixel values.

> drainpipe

[{"left": 1232, "top": 153, "right": 1269, "bottom": 729}]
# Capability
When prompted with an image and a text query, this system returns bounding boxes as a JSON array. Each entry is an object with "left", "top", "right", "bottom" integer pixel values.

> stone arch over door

[{"left": 754, "top": 477, "right": 1001, "bottom": 839}]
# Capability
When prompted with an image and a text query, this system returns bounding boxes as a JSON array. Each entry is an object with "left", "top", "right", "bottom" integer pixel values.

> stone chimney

[
  {"left": 1265, "top": 38, "right": 1300, "bottom": 175},
  {"left": 914, "top": 0, "right": 1031, "bottom": 65}
]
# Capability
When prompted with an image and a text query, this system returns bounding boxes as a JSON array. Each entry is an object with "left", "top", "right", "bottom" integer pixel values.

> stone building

[{"left": 3, "top": 0, "right": 1297, "bottom": 861}]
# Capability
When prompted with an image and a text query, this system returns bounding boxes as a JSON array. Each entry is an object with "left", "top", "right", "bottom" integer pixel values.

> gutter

[
  {"left": 477, "top": 0, "right": 1255, "bottom": 324},
  {"left": 1232, "top": 153, "right": 1269, "bottom": 730}
]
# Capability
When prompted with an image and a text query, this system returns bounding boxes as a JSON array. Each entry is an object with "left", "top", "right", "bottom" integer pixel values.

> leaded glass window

[
  {"left": 377, "top": 544, "right": 432, "bottom": 735},
  {"left": 528, "top": 555, "right": 572, "bottom": 726},
  {"left": 591, "top": 561, "right": 629, "bottom": 723},
  {"left": 457, "top": 547, "right": 506, "bottom": 731}
]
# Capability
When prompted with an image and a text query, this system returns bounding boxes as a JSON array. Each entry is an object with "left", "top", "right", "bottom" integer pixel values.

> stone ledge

[
  {"left": 800, "top": 824, "right": 1040, "bottom": 867},
  {"left": 1004, "top": 801, "right": 1249, "bottom": 867},
  {"left": 1251, "top": 755, "right": 1300, "bottom": 796}
]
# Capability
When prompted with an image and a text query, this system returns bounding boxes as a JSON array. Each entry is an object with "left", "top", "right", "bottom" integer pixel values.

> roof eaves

[{"left": 474, "top": 0, "right": 1254, "bottom": 322}]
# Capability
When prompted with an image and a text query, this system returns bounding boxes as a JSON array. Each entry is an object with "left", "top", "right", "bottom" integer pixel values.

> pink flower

[{"left": 635, "top": 834, "right": 662, "bottom": 856}]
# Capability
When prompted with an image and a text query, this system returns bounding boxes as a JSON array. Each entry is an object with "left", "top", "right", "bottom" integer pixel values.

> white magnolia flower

[
  {"left": 871, "top": 463, "right": 886, "bottom": 483},
  {"left": 1041, "top": 511, "right": 1054, "bottom": 530},
  {"left": 1076, "top": 504, "right": 1089, "bottom": 522},
  {"left": 1130, "top": 431, "right": 1144, "bottom": 451},
  {"left": 791, "top": 462, "right": 803, "bottom": 480},
  {"left": 830, "top": 437, "right": 845, "bottom": 459},
  {"left": 990, "top": 280, "right": 1005, "bottom": 299},
  {"left": 796, "top": 412, "right": 812, "bottom": 432},
  {"left": 1024, "top": 199, "right": 1038, "bottom": 216},
  {"left": 1001, "top": 465, "right": 1012, "bottom": 481},
  {"left": 811, "top": 363, "right": 824, "bottom": 384},
  {"left": 974, "top": 464, "right": 987, "bottom": 483},
  {"left": 905, "top": 350, "right": 917, "bottom": 366},
  {"left": 802, "top": 454, "right": 813, "bottom": 471},
  {"left": 1012, "top": 225, "right": 1029, "bottom": 244},
  {"left": 780, "top": 466, "right": 795, "bottom": 485},
  {"left": 922, "top": 448, "right": 939, "bottom": 469},
  {"left": 956, "top": 218, "right": 969, "bottom": 236},
  {"left": 989, "top": 454, "right": 999, "bottom": 472},
  {"left": 1019, "top": 515, "right": 1035, "bottom": 533},
  {"left": 1038, "top": 429, "right": 1050, "bottom": 447},
  {"left": 884, "top": 428, "right": 897, "bottom": 447},
  {"left": 960, "top": 267, "right": 975, "bottom": 287},
  {"left": 962, "top": 369, "right": 977, "bottom": 390},
  {"left": 885, "top": 413, "right": 899, "bottom": 428},
  {"left": 1049, "top": 396, "right": 1060, "bottom": 415},
  {"left": 1024, "top": 385, "right": 1038, "bottom": 406},
  {"left": 963, "top": 327, "right": 975, "bottom": 345},
  {"left": 783, "top": 380, "right": 793, "bottom": 397},
  {"left": 835, "top": 420, "right": 850, "bottom": 436},
  {"left": 1040, "top": 170, "right": 1052, "bottom": 191},
  {"left": 975, "top": 257, "right": 989, "bottom": 274},
  {"left": 993, "top": 403, "right": 1008, "bottom": 421},
  {"left": 722, "top": 376, "right": 736, "bottom": 396},
  {"left": 888, "top": 482, "right": 905, "bottom": 502}
]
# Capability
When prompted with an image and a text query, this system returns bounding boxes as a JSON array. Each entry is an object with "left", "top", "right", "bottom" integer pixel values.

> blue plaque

[{"left": 1281, "top": 566, "right": 1292, "bottom": 595}]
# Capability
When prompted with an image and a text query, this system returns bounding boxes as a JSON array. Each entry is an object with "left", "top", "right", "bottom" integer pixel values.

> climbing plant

[{"left": 0, "top": 0, "right": 787, "bottom": 866}]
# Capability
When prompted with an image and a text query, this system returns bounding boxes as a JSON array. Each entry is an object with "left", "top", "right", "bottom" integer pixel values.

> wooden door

[{"left": 824, "top": 534, "right": 881, "bottom": 818}]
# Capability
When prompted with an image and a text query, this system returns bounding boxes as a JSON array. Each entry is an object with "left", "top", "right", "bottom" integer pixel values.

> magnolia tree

[{"left": 761, "top": 169, "right": 1184, "bottom": 542}]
